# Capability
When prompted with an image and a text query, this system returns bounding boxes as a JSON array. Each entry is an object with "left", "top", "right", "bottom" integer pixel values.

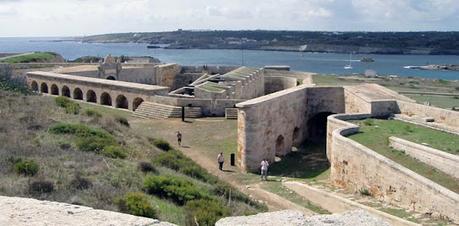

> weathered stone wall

[
  {"left": 154, "top": 63, "right": 181, "bottom": 89},
  {"left": 328, "top": 114, "right": 459, "bottom": 223},
  {"left": 264, "top": 76, "right": 297, "bottom": 94},
  {"left": 389, "top": 137, "right": 459, "bottom": 179},
  {"left": 27, "top": 71, "right": 168, "bottom": 111},
  {"left": 396, "top": 100, "right": 459, "bottom": 127},
  {"left": 236, "top": 85, "right": 344, "bottom": 172}
]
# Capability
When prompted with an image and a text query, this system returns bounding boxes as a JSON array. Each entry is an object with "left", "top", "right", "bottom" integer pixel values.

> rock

[
  {"left": 0, "top": 196, "right": 175, "bottom": 226},
  {"left": 216, "top": 209, "right": 390, "bottom": 226}
]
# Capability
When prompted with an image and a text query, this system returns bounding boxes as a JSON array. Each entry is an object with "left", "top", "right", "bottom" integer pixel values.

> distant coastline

[{"left": 69, "top": 30, "right": 459, "bottom": 56}]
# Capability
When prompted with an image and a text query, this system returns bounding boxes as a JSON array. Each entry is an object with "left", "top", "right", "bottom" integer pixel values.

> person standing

[
  {"left": 217, "top": 153, "right": 225, "bottom": 171},
  {"left": 176, "top": 131, "right": 182, "bottom": 147},
  {"left": 260, "top": 159, "right": 269, "bottom": 181}
]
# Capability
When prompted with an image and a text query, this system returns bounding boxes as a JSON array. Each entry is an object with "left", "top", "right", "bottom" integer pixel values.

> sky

[{"left": 0, "top": 0, "right": 458, "bottom": 37}]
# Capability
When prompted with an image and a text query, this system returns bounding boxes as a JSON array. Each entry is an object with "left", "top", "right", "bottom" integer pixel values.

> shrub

[
  {"left": 143, "top": 175, "right": 208, "bottom": 205},
  {"left": 49, "top": 123, "right": 113, "bottom": 139},
  {"left": 117, "top": 192, "right": 157, "bottom": 218},
  {"left": 76, "top": 136, "right": 116, "bottom": 153},
  {"left": 115, "top": 116, "right": 130, "bottom": 127},
  {"left": 153, "top": 150, "right": 213, "bottom": 182},
  {"left": 29, "top": 180, "right": 54, "bottom": 193},
  {"left": 101, "top": 145, "right": 127, "bottom": 159},
  {"left": 359, "top": 188, "right": 371, "bottom": 196},
  {"left": 70, "top": 174, "right": 92, "bottom": 190},
  {"left": 185, "top": 199, "right": 230, "bottom": 226},
  {"left": 84, "top": 109, "right": 102, "bottom": 118},
  {"left": 138, "top": 162, "right": 156, "bottom": 173},
  {"left": 14, "top": 159, "right": 39, "bottom": 176},
  {"left": 55, "top": 96, "right": 81, "bottom": 114},
  {"left": 150, "top": 138, "right": 172, "bottom": 151}
]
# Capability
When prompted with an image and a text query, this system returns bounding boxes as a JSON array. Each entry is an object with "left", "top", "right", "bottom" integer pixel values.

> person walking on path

[
  {"left": 176, "top": 131, "right": 182, "bottom": 147},
  {"left": 260, "top": 159, "right": 269, "bottom": 181},
  {"left": 217, "top": 152, "right": 225, "bottom": 171}
]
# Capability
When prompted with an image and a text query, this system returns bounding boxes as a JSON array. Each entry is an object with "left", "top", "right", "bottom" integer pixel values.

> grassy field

[
  {"left": 349, "top": 119, "right": 459, "bottom": 193},
  {"left": 0, "top": 92, "right": 265, "bottom": 226},
  {"left": 405, "top": 94, "right": 459, "bottom": 109},
  {"left": 0, "top": 52, "right": 59, "bottom": 63}
]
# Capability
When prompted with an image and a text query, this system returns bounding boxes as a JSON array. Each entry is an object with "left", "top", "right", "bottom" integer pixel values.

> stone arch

[
  {"left": 275, "top": 135, "right": 285, "bottom": 156},
  {"left": 73, "top": 88, "right": 83, "bottom": 100},
  {"left": 100, "top": 92, "right": 112, "bottom": 106},
  {"left": 50, "top": 84, "right": 59, "bottom": 95},
  {"left": 31, "top": 81, "right": 39, "bottom": 92},
  {"left": 307, "top": 112, "right": 335, "bottom": 143},
  {"left": 62, "top": 86, "right": 71, "bottom": 97},
  {"left": 86, "top": 90, "right": 97, "bottom": 103},
  {"left": 292, "top": 127, "right": 300, "bottom": 147},
  {"left": 115, "top": 95, "right": 129, "bottom": 109},
  {"left": 106, "top": 76, "right": 116, "bottom": 80},
  {"left": 40, "top": 83, "right": 49, "bottom": 93},
  {"left": 133, "top": 97, "right": 144, "bottom": 111}
]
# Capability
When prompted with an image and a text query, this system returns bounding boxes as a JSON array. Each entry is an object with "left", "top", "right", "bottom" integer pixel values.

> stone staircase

[
  {"left": 225, "top": 108, "right": 238, "bottom": 120},
  {"left": 133, "top": 101, "right": 202, "bottom": 119}
]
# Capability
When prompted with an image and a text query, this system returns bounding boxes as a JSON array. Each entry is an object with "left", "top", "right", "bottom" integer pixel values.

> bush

[
  {"left": 55, "top": 96, "right": 81, "bottom": 114},
  {"left": 115, "top": 116, "right": 130, "bottom": 127},
  {"left": 138, "top": 162, "right": 156, "bottom": 173},
  {"left": 150, "top": 138, "right": 172, "bottom": 151},
  {"left": 84, "top": 109, "right": 102, "bottom": 118},
  {"left": 117, "top": 192, "right": 157, "bottom": 218},
  {"left": 359, "top": 188, "right": 371, "bottom": 196},
  {"left": 76, "top": 136, "right": 116, "bottom": 153},
  {"left": 29, "top": 180, "right": 54, "bottom": 193},
  {"left": 70, "top": 174, "right": 92, "bottom": 190},
  {"left": 49, "top": 123, "right": 113, "bottom": 140},
  {"left": 101, "top": 145, "right": 127, "bottom": 159},
  {"left": 185, "top": 199, "right": 230, "bottom": 226},
  {"left": 143, "top": 175, "right": 208, "bottom": 205},
  {"left": 153, "top": 150, "right": 213, "bottom": 182},
  {"left": 14, "top": 159, "right": 39, "bottom": 176}
]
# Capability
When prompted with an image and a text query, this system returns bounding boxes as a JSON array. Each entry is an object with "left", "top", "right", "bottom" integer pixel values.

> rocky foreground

[{"left": 216, "top": 209, "right": 391, "bottom": 226}]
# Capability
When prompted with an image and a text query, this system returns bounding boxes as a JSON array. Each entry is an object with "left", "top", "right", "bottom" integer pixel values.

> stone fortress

[{"left": 26, "top": 56, "right": 459, "bottom": 224}]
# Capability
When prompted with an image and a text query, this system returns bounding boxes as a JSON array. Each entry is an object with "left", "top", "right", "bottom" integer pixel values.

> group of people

[{"left": 176, "top": 131, "right": 270, "bottom": 181}]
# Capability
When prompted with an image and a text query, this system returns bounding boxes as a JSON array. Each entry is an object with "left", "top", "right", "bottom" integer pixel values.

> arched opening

[
  {"left": 31, "top": 81, "right": 38, "bottom": 92},
  {"left": 40, "top": 83, "right": 48, "bottom": 93},
  {"left": 73, "top": 88, "right": 83, "bottom": 100},
  {"left": 50, "top": 84, "right": 59, "bottom": 95},
  {"left": 106, "top": 76, "right": 116, "bottom": 80},
  {"left": 62, "top": 86, "right": 70, "bottom": 97},
  {"left": 307, "top": 112, "right": 334, "bottom": 144},
  {"left": 133, "top": 97, "right": 144, "bottom": 111},
  {"left": 100, "top": 92, "right": 112, "bottom": 106},
  {"left": 115, "top": 95, "right": 129, "bottom": 109},
  {"left": 275, "top": 135, "right": 285, "bottom": 156},
  {"left": 292, "top": 127, "right": 300, "bottom": 147},
  {"left": 86, "top": 90, "right": 97, "bottom": 103}
]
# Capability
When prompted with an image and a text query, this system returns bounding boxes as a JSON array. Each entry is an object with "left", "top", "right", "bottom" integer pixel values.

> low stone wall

[
  {"left": 264, "top": 76, "right": 298, "bottom": 94},
  {"left": 389, "top": 137, "right": 459, "bottom": 179},
  {"left": 396, "top": 100, "right": 459, "bottom": 127},
  {"left": 328, "top": 114, "right": 459, "bottom": 223}
]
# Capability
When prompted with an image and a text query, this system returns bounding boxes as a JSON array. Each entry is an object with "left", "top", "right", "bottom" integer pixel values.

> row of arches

[{"left": 30, "top": 81, "right": 144, "bottom": 111}]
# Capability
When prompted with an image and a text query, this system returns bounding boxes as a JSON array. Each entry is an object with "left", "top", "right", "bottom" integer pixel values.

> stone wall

[
  {"left": 327, "top": 114, "right": 459, "bottom": 223},
  {"left": 396, "top": 100, "right": 459, "bottom": 127},
  {"left": 389, "top": 137, "right": 459, "bottom": 179},
  {"left": 264, "top": 76, "right": 298, "bottom": 94},
  {"left": 236, "top": 85, "right": 345, "bottom": 172},
  {"left": 154, "top": 63, "right": 181, "bottom": 89}
]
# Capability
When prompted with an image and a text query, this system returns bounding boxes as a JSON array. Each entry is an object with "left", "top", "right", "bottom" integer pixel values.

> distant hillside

[{"left": 79, "top": 30, "right": 459, "bottom": 55}]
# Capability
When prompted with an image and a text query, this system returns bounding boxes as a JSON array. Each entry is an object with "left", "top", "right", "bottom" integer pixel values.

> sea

[{"left": 1, "top": 37, "right": 459, "bottom": 80}]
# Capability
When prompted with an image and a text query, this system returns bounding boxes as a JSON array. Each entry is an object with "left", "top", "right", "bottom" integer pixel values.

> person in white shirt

[
  {"left": 260, "top": 159, "right": 269, "bottom": 181},
  {"left": 217, "top": 153, "right": 225, "bottom": 171}
]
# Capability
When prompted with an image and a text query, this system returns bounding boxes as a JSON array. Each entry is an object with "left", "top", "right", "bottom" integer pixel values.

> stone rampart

[
  {"left": 389, "top": 137, "right": 459, "bottom": 179},
  {"left": 396, "top": 100, "right": 459, "bottom": 127},
  {"left": 264, "top": 76, "right": 298, "bottom": 94},
  {"left": 328, "top": 114, "right": 459, "bottom": 223},
  {"left": 154, "top": 63, "right": 181, "bottom": 89}
]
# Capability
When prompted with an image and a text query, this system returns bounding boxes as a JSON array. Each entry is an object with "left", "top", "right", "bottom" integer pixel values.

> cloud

[{"left": 0, "top": 0, "right": 458, "bottom": 36}]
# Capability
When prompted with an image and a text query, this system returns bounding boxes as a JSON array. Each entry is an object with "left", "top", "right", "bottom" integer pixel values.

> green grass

[
  {"left": 261, "top": 182, "right": 330, "bottom": 214},
  {"left": 405, "top": 94, "right": 459, "bottom": 109},
  {"left": 149, "top": 196, "right": 186, "bottom": 225},
  {"left": 349, "top": 119, "right": 459, "bottom": 193},
  {"left": 0, "top": 52, "right": 57, "bottom": 63}
]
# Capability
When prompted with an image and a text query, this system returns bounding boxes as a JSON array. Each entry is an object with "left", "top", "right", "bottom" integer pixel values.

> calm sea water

[{"left": 1, "top": 37, "right": 459, "bottom": 80}]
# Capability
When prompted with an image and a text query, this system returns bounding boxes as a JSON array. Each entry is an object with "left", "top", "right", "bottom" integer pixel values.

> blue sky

[{"left": 0, "top": 0, "right": 458, "bottom": 36}]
